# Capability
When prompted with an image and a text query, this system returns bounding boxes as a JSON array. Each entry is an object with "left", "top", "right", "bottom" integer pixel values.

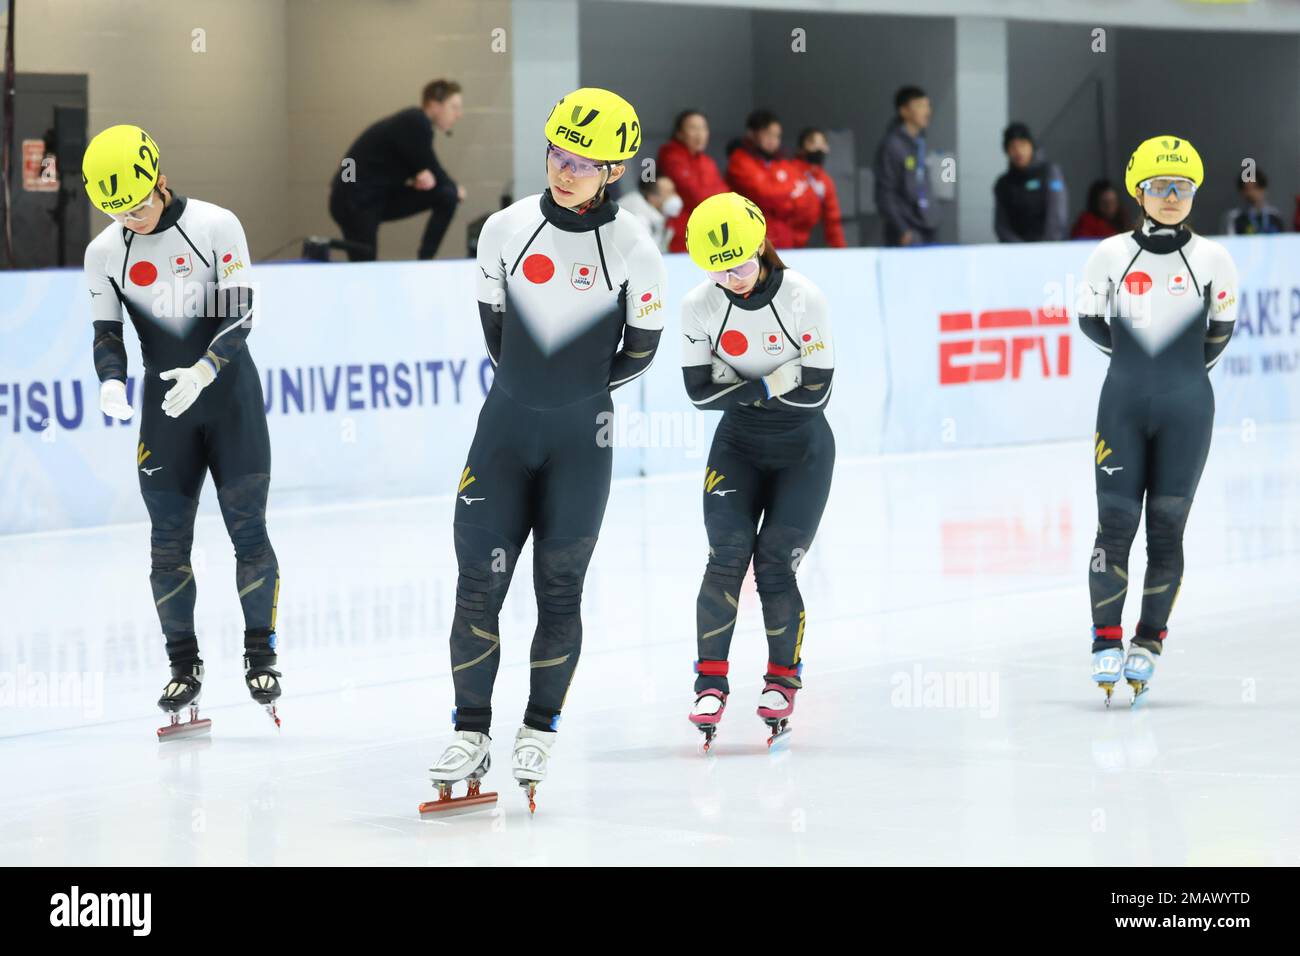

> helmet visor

[
  {"left": 547, "top": 144, "right": 610, "bottom": 178},
  {"left": 707, "top": 254, "right": 761, "bottom": 285},
  {"left": 1140, "top": 177, "right": 1197, "bottom": 199},
  {"left": 107, "top": 191, "right": 157, "bottom": 223}
]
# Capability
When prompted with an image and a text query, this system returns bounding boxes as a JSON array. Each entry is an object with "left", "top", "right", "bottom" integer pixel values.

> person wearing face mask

[
  {"left": 424, "top": 88, "right": 667, "bottom": 815},
  {"left": 81, "top": 125, "right": 283, "bottom": 739},
  {"left": 1078, "top": 136, "right": 1239, "bottom": 707},
  {"left": 618, "top": 174, "right": 683, "bottom": 252},
  {"left": 678, "top": 192, "right": 836, "bottom": 751},
  {"left": 658, "top": 109, "right": 728, "bottom": 254},
  {"left": 725, "top": 110, "right": 804, "bottom": 248},
  {"left": 788, "top": 128, "right": 846, "bottom": 249}
]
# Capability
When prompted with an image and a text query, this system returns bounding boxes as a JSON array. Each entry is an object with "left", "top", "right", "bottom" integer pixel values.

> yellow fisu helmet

[
  {"left": 1124, "top": 135, "right": 1203, "bottom": 198},
  {"left": 685, "top": 192, "right": 767, "bottom": 271},
  {"left": 544, "top": 87, "right": 641, "bottom": 162},
  {"left": 82, "top": 124, "right": 162, "bottom": 213}
]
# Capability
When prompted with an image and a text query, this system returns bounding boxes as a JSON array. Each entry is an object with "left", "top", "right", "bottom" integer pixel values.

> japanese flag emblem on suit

[{"left": 571, "top": 262, "right": 597, "bottom": 290}]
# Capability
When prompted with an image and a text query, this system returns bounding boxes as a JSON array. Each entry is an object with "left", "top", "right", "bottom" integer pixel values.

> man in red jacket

[
  {"left": 726, "top": 110, "right": 806, "bottom": 249},
  {"left": 657, "top": 110, "right": 728, "bottom": 253},
  {"left": 788, "top": 128, "right": 846, "bottom": 248}
]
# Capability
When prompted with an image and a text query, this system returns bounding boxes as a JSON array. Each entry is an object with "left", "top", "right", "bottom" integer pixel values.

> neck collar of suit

[
  {"left": 134, "top": 191, "right": 186, "bottom": 238},
  {"left": 540, "top": 188, "right": 618, "bottom": 232},
  {"left": 1133, "top": 216, "right": 1190, "bottom": 254},
  {"left": 722, "top": 264, "right": 784, "bottom": 310}
]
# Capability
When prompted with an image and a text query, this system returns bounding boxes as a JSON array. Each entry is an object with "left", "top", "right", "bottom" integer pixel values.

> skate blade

[
  {"left": 157, "top": 717, "right": 212, "bottom": 741},
  {"left": 695, "top": 725, "right": 719, "bottom": 755},
  {"left": 516, "top": 780, "right": 539, "bottom": 815},
  {"left": 418, "top": 791, "right": 498, "bottom": 818},
  {"left": 263, "top": 704, "right": 282, "bottom": 731},
  {"left": 1097, "top": 681, "right": 1116, "bottom": 707},
  {"left": 767, "top": 725, "right": 793, "bottom": 751},
  {"left": 763, "top": 715, "right": 792, "bottom": 749},
  {"left": 1128, "top": 680, "right": 1149, "bottom": 708}
]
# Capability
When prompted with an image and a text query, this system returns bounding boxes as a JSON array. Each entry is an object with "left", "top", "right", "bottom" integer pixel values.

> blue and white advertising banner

[{"left": 3, "top": 236, "right": 1294, "bottom": 534}]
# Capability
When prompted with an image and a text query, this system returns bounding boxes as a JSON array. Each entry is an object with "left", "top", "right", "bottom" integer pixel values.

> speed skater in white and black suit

[
  {"left": 1079, "top": 135, "right": 1239, "bottom": 706},
  {"left": 423, "top": 88, "right": 667, "bottom": 815},
  {"left": 81, "top": 125, "right": 282, "bottom": 737},
  {"left": 679, "top": 192, "right": 835, "bottom": 751}
]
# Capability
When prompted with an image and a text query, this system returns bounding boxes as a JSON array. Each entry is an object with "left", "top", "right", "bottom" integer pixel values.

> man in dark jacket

[
  {"left": 873, "top": 86, "right": 940, "bottom": 247},
  {"left": 329, "top": 79, "right": 465, "bottom": 261},
  {"left": 1223, "top": 170, "right": 1286, "bottom": 235},
  {"left": 993, "top": 122, "right": 1068, "bottom": 242}
]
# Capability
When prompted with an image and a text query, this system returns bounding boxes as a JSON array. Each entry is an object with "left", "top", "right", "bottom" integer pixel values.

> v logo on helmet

[
  {"left": 98, "top": 174, "right": 119, "bottom": 197},
  {"left": 1161, "top": 138, "right": 1181, "bottom": 150},
  {"left": 569, "top": 106, "right": 599, "bottom": 127},
  {"left": 708, "top": 224, "right": 730, "bottom": 247}
]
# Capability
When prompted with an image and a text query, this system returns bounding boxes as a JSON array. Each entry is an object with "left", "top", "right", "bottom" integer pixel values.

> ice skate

[
  {"left": 512, "top": 725, "right": 557, "bottom": 814},
  {"left": 757, "top": 682, "right": 796, "bottom": 748},
  {"left": 690, "top": 689, "right": 727, "bottom": 753},
  {"left": 420, "top": 730, "right": 497, "bottom": 817},
  {"left": 244, "top": 651, "right": 283, "bottom": 730},
  {"left": 1124, "top": 645, "right": 1156, "bottom": 707},
  {"left": 156, "top": 660, "right": 211, "bottom": 740},
  {"left": 1092, "top": 646, "right": 1124, "bottom": 706}
]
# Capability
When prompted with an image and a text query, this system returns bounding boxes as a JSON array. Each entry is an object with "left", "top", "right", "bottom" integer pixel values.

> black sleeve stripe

[
  {"left": 509, "top": 219, "right": 548, "bottom": 277},
  {"left": 173, "top": 223, "right": 210, "bottom": 268},
  {"left": 120, "top": 232, "right": 135, "bottom": 287},
  {"left": 593, "top": 226, "right": 614, "bottom": 291},
  {"left": 767, "top": 301, "right": 799, "bottom": 349},
  {"left": 1176, "top": 247, "right": 1200, "bottom": 295}
]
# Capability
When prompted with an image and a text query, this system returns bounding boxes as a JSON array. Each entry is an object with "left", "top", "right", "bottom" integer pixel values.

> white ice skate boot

[
  {"left": 1092, "top": 646, "right": 1124, "bottom": 706},
  {"left": 1124, "top": 645, "right": 1157, "bottom": 707},
  {"left": 512, "top": 725, "right": 557, "bottom": 814},
  {"left": 420, "top": 730, "right": 496, "bottom": 817}
]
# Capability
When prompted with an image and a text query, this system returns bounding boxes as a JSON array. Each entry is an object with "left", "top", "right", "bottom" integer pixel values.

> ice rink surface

[{"left": 2, "top": 425, "right": 1298, "bottom": 866}]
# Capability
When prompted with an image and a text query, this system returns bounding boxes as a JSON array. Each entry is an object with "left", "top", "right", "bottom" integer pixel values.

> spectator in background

[
  {"left": 328, "top": 79, "right": 466, "bottom": 261},
  {"left": 993, "top": 122, "right": 1068, "bottom": 242},
  {"left": 873, "top": 86, "right": 939, "bottom": 247},
  {"left": 788, "top": 128, "right": 846, "bottom": 248},
  {"left": 657, "top": 110, "right": 727, "bottom": 254},
  {"left": 1223, "top": 170, "right": 1286, "bottom": 234},
  {"left": 726, "top": 109, "right": 804, "bottom": 248},
  {"left": 619, "top": 174, "right": 682, "bottom": 252},
  {"left": 1071, "top": 179, "right": 1129, "bottom": 239}
]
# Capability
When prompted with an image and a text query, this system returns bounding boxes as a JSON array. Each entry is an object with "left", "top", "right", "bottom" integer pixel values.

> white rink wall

[{"left": 1, "top": 235, "right": 1298, "bottom": 534}]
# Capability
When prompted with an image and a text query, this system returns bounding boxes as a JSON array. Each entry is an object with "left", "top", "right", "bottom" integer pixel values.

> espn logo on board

[{"left": 939, "top": 308, "right": 1071, "bottom": 385}]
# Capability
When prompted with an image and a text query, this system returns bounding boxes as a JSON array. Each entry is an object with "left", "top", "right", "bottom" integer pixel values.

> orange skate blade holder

[
  {"left": 157, "top": 709, "right": 212, "bottom": 741},
  {"left": 419, "top": 780, "right": 498, "bottom": 818}
]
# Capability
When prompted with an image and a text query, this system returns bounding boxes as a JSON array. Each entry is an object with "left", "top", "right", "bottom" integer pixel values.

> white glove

[
  {"left": 711, "top": 356, "right": 741, "bottom": 384},
  {"left": 160, "top": 360, "right": 217, "bottom": 418},
  {"left": 761, "top": 359, "right": 803, "bottom": 399},
  {"left": 99, "top": 379, "right": 134, "bottom": 421}
]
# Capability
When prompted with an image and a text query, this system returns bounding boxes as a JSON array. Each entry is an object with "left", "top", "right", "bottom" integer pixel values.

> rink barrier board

[{"left": 1, "top": 236, "right": 1297, "bottom": 534}]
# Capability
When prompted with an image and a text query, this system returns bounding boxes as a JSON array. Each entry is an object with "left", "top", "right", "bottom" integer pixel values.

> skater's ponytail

[{"left": 760, "top": 240, "right": 787, "bottom": 272}]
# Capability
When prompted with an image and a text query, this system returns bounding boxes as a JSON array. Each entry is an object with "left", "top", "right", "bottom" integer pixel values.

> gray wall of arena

[{"left": 7, "top": 0, "right": 1297, "bottom": 262}]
